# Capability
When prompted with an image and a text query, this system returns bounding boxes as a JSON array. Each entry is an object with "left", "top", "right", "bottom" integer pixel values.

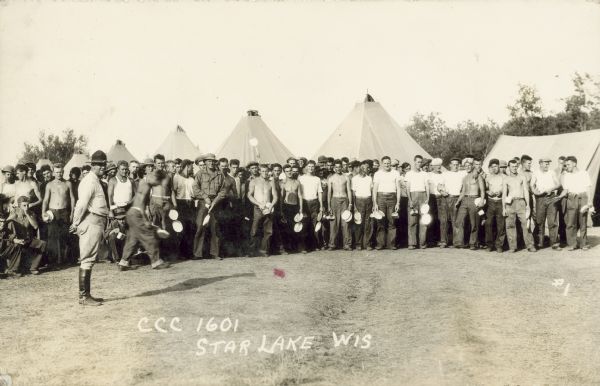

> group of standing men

[{"left": 0, "top": 149, "right": 595, "bottom": 306}]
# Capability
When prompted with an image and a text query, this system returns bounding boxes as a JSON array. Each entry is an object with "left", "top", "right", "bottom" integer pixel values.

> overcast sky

[{"left": 1, "top": 1, "right": 599, "bottom": 166}]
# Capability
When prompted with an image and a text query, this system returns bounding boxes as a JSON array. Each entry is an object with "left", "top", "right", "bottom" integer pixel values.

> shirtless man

[
  {"left": 327, "top": 159, "right": 353, "bottom": 250},
  {"left": 484, "top": 159, "right": 505, "bottom": 252},
  {"left": 149, "top": 154, "right": 177, "bottom": 230},
  {"left": 453, "top": 161, "right": 485, "bottom": 249},
  {"left": 14, "top": 164, "right": 42, "bottom": 212},
  {"left": 118, "top": 169, "right": 170, "bottom": 270},
  {"left": 247, "top": 164, "right": 278, "bottom": 257},
  {"left": 42, "top": 163, "right": 75, "bottom": 264},
  {"left": 503, "top": 159, "right": 536, "bottom": 252},
  {"left": 280, "top": 164, "right": 304, "bottom": 253}
]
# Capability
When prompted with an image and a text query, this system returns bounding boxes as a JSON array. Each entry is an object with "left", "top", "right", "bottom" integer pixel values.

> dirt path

[{"left": 1, "top": 232, "right": 600, "bottom": 385}]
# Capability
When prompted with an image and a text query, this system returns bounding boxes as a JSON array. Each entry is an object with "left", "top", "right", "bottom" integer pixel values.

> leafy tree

[{"left": 21, "top": 129, "right": 88, "bottom": 166}]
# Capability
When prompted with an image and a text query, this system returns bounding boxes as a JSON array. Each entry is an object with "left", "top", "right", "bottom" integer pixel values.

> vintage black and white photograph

[{"left": 1, "top": 1, "right": 599, "bottom": 385}]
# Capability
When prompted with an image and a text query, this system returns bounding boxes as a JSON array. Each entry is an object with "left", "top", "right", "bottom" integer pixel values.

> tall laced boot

[{"left": 79, "top": 268, "right": 102, "bottom": 306}]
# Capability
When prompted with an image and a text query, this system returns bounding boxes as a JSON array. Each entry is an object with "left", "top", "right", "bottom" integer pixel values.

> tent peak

[
  {"left": 247, "top": 110, "right": 260, "bottom": 117},
  {"left": 115, "top": 139, "right": 124, "bottom": 146},
  {"left": 176, "top": 125, "right": 185, "bottom": 133},
  {"left": 364, "top": 93, "right": 375, "bottom": 103}
]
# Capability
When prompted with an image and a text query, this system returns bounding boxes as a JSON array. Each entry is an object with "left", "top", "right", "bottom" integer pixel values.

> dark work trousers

[
  {"left": 25, "top": 238, "right": 45, "bottom": 272},
  {"left": 303, "top": 199, "right": 323, "bottom": 250},
  {"left": 376, "top": 193, "right": 397, "bottom": 249},
  {"left": 485, "top": 199, "right": 505, "bottom": 250},
  {"left": 120, "top": 208, "right": 164, "bottom": 267},
  {"left": 174, "top": 199, "right": 196, "bottom": 258},
  {"left": 535, "top": 194, "right": 559, "bottom": 247},
  {"left": 46, "top": 208, "right": 70, "bottom": 265},
  {"left": 558, "top": 196, "right": 567, "bottom": 245},
  {"left": 193, "top": 198, "right": 221, "bottom": 258},
  {"left": 329, "top": 197, "right": 351, "bottom": 249},
  {"left": 506, "top": 198, "right": 534, "bottom": 251},
  {"left": 250, "top": 206, "right": 273, "bottom": 254},
  {"left": 408, "top": 191, "right": 428, "bottom": 248},
  {"left": 437, "top": 195, "right": 456, "bottom": 246},
  {"left": 107, "top": 232, "right": 125, "bottom": 263},
  {"left": 565, "top": 193, "right": 589, "bottom": 248},
  {"left": 354, "top": 197, "right": 373, "bottom": 249},
  {"left": 427, "top": 194, "right": 440, "bottom": 245},
  {"left": 454, "top": 196, "right": 479, "bottom": 248},
  {"left": 396, "top": 196, "right": 409, "bottom": 247},
  {"left": 149, "top": 199, "right": 175, "bottom": 259},
  {"left": 282, "top": 203, "right": 305, "bottom": 252},
  {"left": 270, "top": 210, "right": 286, "bottom": 255}
]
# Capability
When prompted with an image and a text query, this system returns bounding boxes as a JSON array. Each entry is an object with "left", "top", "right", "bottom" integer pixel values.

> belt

[
  {"left": 303, "top": 198, "right": 319, "bottom": 202},
  {"left": 448, "top": 195, "right": 459, "bottom": 198},
  {"left": 466, "top": 195, "right": 479, "bottom": 198},
  {"left": 489, "top": 197, "right": 502, "bottom": 202},
  {"left": 377, "top": 192, "right": 396, "bottom": 195},
  {"left": 89, "top": 211, "right": 108, "bottom": 218},
  {"left": 151, "top": 195, "right": 170, "bottom": 199},
  {"left": 355, "top": 196, "right": 371, "bottom": 199}
]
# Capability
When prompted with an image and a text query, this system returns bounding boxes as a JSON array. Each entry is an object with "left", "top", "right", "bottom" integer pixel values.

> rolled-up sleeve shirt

[
  {"left": 72, "top": 172, "right": 109, "bottom": 226},
  {"left": 192, "top": 170, "right": 226, "bottom": 201}
]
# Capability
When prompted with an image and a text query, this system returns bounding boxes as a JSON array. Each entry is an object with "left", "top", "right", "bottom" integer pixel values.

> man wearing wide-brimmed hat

[
  {"left": 192, "top": 153, "right": 227, "bottom": 259},
  {"left": 70, "top": 150, "right": 110, "bottom": 306},
  {"left": 0, "top": 165, "right": 16, "bottom": 202}
]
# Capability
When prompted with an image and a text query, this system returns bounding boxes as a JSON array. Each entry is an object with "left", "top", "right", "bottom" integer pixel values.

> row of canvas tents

[{"left": 59, "top": 94, "right": 600, "bottom": 215}]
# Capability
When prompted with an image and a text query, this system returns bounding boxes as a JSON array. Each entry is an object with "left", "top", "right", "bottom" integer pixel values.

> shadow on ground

[{"left": 105, "top": 272, "right": 256, "bottom": 302}]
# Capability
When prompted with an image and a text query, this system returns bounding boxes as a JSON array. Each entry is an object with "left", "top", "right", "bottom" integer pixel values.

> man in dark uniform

[{"left": 192, "top": 154, "right": 226, "bottom": 260}]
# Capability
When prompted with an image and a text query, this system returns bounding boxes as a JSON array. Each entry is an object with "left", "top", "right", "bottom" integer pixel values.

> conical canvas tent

[
  {"left": 107, "top": 140, "right": 137, "bottom": 163},
  {"left": 483, "top": 129, "right": 600, "bottom": 224},
  {"left": 64, "top": 153, "right": 89, "bottom": 178},
  {"left": 155, "top": 126, "right": 202, "bottom": 161},
  {"left": 314, "top": 94, "right": 433, "bottom": 161},
  {"left": 216, "top": 110, "right": 294, "bottom": 165}
]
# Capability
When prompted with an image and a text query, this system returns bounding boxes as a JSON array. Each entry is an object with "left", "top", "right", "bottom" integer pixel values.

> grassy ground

[{"left": 1, "top": 229, "right": 600, "bottom": 386}]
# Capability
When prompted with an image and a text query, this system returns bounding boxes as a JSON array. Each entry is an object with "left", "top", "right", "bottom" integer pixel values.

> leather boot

[{"left": 79, "top": 268, "right": 102, "bottom": 306}]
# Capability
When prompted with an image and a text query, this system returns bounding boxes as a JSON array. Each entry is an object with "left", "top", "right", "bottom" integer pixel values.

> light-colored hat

[
  {"left": 474, "top": 198, "right": 486, "bottom": 207},
  {"left": 354, "top": 211, "right": 362, "bottom": 224},
  {"left": 505, "top": 196, "right": 513, "bottom": 204},
  {"left": 420, "top": 204, "right": 430, "bottom": 215},
  {"left": 202, "top": 153, "right": 217, "bottom": 161},
  {"left": 391, "top": 211, "right": 399, "bottom": 219},
  {"left": 168, "top": 209, "right": 179, "bottom": 220},
  {"left": 172, "top": 220, "right": 183, "bottom": 233},
  {"left": 1, "top": 165, "right": 15, "bottom": 173},
  {"left": 420, "top": 213, "right": 432, "bottom": 225},
  {"left": 431, "top": 158, "right": 443, "bottom": 166},
  {"left": 341, "top": 210, "right": 353, "bottom": 223},
  {"left": 202, "top": 214, "right": 211, "bottom": 226},
  {"left": 314, "top": 222, "right": 322, "bottom": 232},
  {"left": 42, "top": 210, "right": 54, "bottom": 223},
  {"left": 539, "top": 156, "right": 552, "bottom": 163},
  {"left": 294, "top": 222, "right": 303, "bottom": 233},
  {"left": 156, "top": 229, "right": 170, "bottom": 239},
  {"left": 370, "top": 210, "right": 384, "bottom": 220},
  {"left": 294, "top": 213, "right": 303, "bottom": 223},
  {"left": 316, "top": 212, "right": 323, "bottom": 222}
]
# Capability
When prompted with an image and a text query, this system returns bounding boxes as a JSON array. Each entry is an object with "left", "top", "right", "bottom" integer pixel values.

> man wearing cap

[
  {"left": 0, "top": 166, "right": 16, "bottom": 203},
  {"left": 372, "top": 156, "right": 401, "bottom": 250},
  {"left": 192, "top": 153, "right": 227, "bottom": 259},
  {"left": 70, "top": 150, "right": 110, "bottom": 306},
  {"left": 405, "top": 155, "right": 430, "bottom": 250},
  {"left": 352, "top": 160, "right": 373, "bottom": 250},
  {"left": 105, "top": 206, "right": 128, "bottom": 263},
  {"left": 560, "top": 156, "right": 592, "bottom": 251},
  {"left": 484, "top": 159, "right": 505, "bottom": 252},
  {"left": 247, "top": 164, "right": 278, "bottom": 257},
  {"left": 299, "top": 160, "right": 324, "bottom": 251},
  {"left": 530, "top": 157, "right": 561, "bottom": 250},
  {"left": 454, "top": 161, "right": 485, "bottom": 250},
  {"left": 128, "top": 160, "right": 140, "bottom": 182},
  {"left": 499, "top": 160, "right": 508, "bottom": 175},
  {"left": 327, "top": 159, "right": 353, "bottom": 251},
  {"left": 427, "top": 158, "right": 445, "bottom": 247},
  {"left": 503, "top": 159, "right": 536, "bottom": 253},
  {"left": 42, "top": 163, "right": 75, "bottom": 265}
]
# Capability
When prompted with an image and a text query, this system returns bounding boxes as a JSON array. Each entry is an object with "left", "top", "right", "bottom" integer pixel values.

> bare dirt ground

[{"left": 2, "top": 229, "right": 600, "bottom": 386}]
